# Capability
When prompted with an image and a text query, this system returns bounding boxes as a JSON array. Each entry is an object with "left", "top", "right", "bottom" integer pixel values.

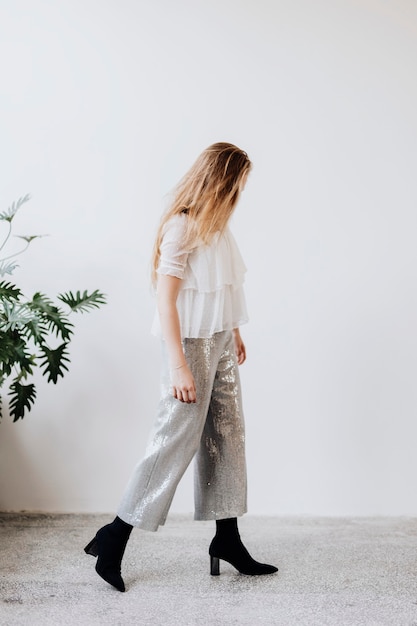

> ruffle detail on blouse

[
  {"left": 156, "top": 215, "right": 247, "bottom": 293},
  {"left": 182, "top": 229, "right": 247, "bottom": 293},
  {"left": 153, "top": 215, "right": 249, "bottom": 339}
]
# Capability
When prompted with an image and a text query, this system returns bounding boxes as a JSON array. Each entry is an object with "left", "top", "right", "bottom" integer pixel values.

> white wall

[{"left": 0, "top": 0, "right": 416, "bottom": 516}]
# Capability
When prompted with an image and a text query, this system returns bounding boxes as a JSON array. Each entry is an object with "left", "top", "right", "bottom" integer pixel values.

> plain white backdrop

[{"left": 0, "top": 0, "right": 416, "bottom": 516}]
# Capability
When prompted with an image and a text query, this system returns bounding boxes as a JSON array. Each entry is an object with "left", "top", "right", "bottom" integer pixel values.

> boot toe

[
  {"left": 258, "top": 563, "right": 278, "bottom": 575},
  {"left": 95, "top": 564, "right": 126, "bottom": 592},
  {"left": 239, "top": 561, "right": 278, "bottom": 575}
]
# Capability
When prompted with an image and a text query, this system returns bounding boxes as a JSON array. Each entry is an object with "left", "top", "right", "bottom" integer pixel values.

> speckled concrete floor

[{"left": 1, "top": 514, "right": 417, "bottom": 626}]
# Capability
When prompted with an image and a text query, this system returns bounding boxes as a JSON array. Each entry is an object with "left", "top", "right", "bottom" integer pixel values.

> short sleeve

[{"left": 157, "top": 214, "right": 190, "bottom": 280}]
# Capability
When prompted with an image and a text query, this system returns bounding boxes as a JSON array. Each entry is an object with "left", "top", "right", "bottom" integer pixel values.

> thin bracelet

[{"left": 173, "top": 363, "right": 186, "bottom": 370}]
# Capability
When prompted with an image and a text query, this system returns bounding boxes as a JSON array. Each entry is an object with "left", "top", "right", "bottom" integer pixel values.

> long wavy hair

[{"left": 151, "top": 142, "right": 252, "bottom": 285}]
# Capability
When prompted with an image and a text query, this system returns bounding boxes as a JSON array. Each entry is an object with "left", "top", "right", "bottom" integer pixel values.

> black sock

[
  {"left": 215, "top": 517, "right": 239, "bottom": 537},
  {"left": 112, "top": 516, "right": 133, "bottom": 536}
]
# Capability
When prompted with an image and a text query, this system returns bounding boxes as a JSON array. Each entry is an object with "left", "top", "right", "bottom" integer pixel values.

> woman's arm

[
  {"left": 157, "top": 274, "right": 197, "bottom": 403},
  {"left": 232, "top": 328, "right": 246, "bottom": 365}
]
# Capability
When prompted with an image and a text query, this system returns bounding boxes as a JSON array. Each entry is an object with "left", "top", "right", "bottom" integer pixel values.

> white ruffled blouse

[{"left": 151, "top": 214, "right": 249, "bottom": 338}]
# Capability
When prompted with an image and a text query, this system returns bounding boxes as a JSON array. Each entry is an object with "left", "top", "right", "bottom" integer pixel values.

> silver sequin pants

[{"left": 117, "top": 330, "right": 247, "bottom": 531}]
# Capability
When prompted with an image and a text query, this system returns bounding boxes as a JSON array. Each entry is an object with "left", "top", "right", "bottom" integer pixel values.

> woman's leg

[
  {"left": 117, "top": 335, "right": 226, "bottom": 532},
  {"left": 86, "top": 336, "right": 222, "bottom": 590},
  {"left": 194, "top": 330, "right": 247, "bottom": 521},
  {"left": 193, "top": 331, "right": 278, "bottom": 576}
]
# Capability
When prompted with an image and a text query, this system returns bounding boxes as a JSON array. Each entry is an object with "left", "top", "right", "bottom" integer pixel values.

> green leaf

[
  {"left": 28, "top": 293, "right": 73, "bottom": 339},
  {"left": 58, "top": 289, "right": 106, "bottom": 313},
  {"left": 0, "top": 301, "right": 38, "bottom": 331},
  {"left": 0, "top": 333, "right": 15, "bottom": 374},
  {"left": 22, "top": 316, "right": 48, "bottom": 345},
  {"left": 39, "top": 342, "right": 71, "bottom": 383},
  {"left": 9, "top": 379, "right": 37, "bottom": 421},
  {"left": 0, "top": 330, "right": 34, "bottom": 377},
  {"left": 0, "top": 280, "right": 21, "bottom": 301},
  {"left": 15, "top": 234, "right": 47, "bottom": 243},
  {"left": 28, "top": 292, "right": 54, "bottom": 309},
  {"left": 0, "top": 194, "right": 31, "bottom": 223}
]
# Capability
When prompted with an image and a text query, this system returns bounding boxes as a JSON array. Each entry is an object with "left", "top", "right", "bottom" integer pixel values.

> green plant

[{"left": 0, "top": 195, "right": 106, "bottom": 421}]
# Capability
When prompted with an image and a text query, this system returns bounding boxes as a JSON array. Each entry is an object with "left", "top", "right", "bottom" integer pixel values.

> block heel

[
  {"left": 210, "top": 555, "right": 220, "bottom": 576},
  {"left": 84, "top": 537, "right": 99, "bottom": 557}
]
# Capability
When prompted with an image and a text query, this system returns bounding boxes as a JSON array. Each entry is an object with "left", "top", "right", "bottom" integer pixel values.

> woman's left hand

[{"left": 232, "top": 328, "right": 246, "bottom": 365}]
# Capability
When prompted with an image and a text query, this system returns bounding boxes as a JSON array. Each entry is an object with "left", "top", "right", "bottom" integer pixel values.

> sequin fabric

[{"left": 117, "top": 331, "right": 247, "bottom": 531}]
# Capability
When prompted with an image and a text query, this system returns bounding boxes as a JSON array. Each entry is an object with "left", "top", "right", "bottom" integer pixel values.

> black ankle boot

[
  {"left": 209, "top": 517, "right": 278, "bottom": 576},
  {"left": 84, "top": 516, "right": 133, "bottom": 592}
]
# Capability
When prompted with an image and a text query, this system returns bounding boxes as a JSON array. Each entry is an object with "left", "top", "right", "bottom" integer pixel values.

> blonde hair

[{"left": 151, "top": 142, "right": 252, "bottom": 285}]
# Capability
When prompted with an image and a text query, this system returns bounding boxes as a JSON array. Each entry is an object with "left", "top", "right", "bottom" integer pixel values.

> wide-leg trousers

[{"left": 117, "top": 330, "right": 247, "bottom": 531}]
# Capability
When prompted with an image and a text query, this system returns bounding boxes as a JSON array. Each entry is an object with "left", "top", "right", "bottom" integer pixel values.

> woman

[{"left": 85, "top": 142, "right": 278, "bottom": 591}]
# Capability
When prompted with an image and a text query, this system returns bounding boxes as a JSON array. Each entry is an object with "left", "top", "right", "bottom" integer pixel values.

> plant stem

[
  {"left": 0, "top": 222, "right": 12, "bottom": 254},
  {"left": 0, "top": 241, "right": 31, "bottom": 262}
]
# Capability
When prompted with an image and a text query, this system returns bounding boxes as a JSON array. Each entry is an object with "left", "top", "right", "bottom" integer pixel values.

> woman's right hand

[{"left": 171, "top": 363, "right": 197, "bottom": 403}]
